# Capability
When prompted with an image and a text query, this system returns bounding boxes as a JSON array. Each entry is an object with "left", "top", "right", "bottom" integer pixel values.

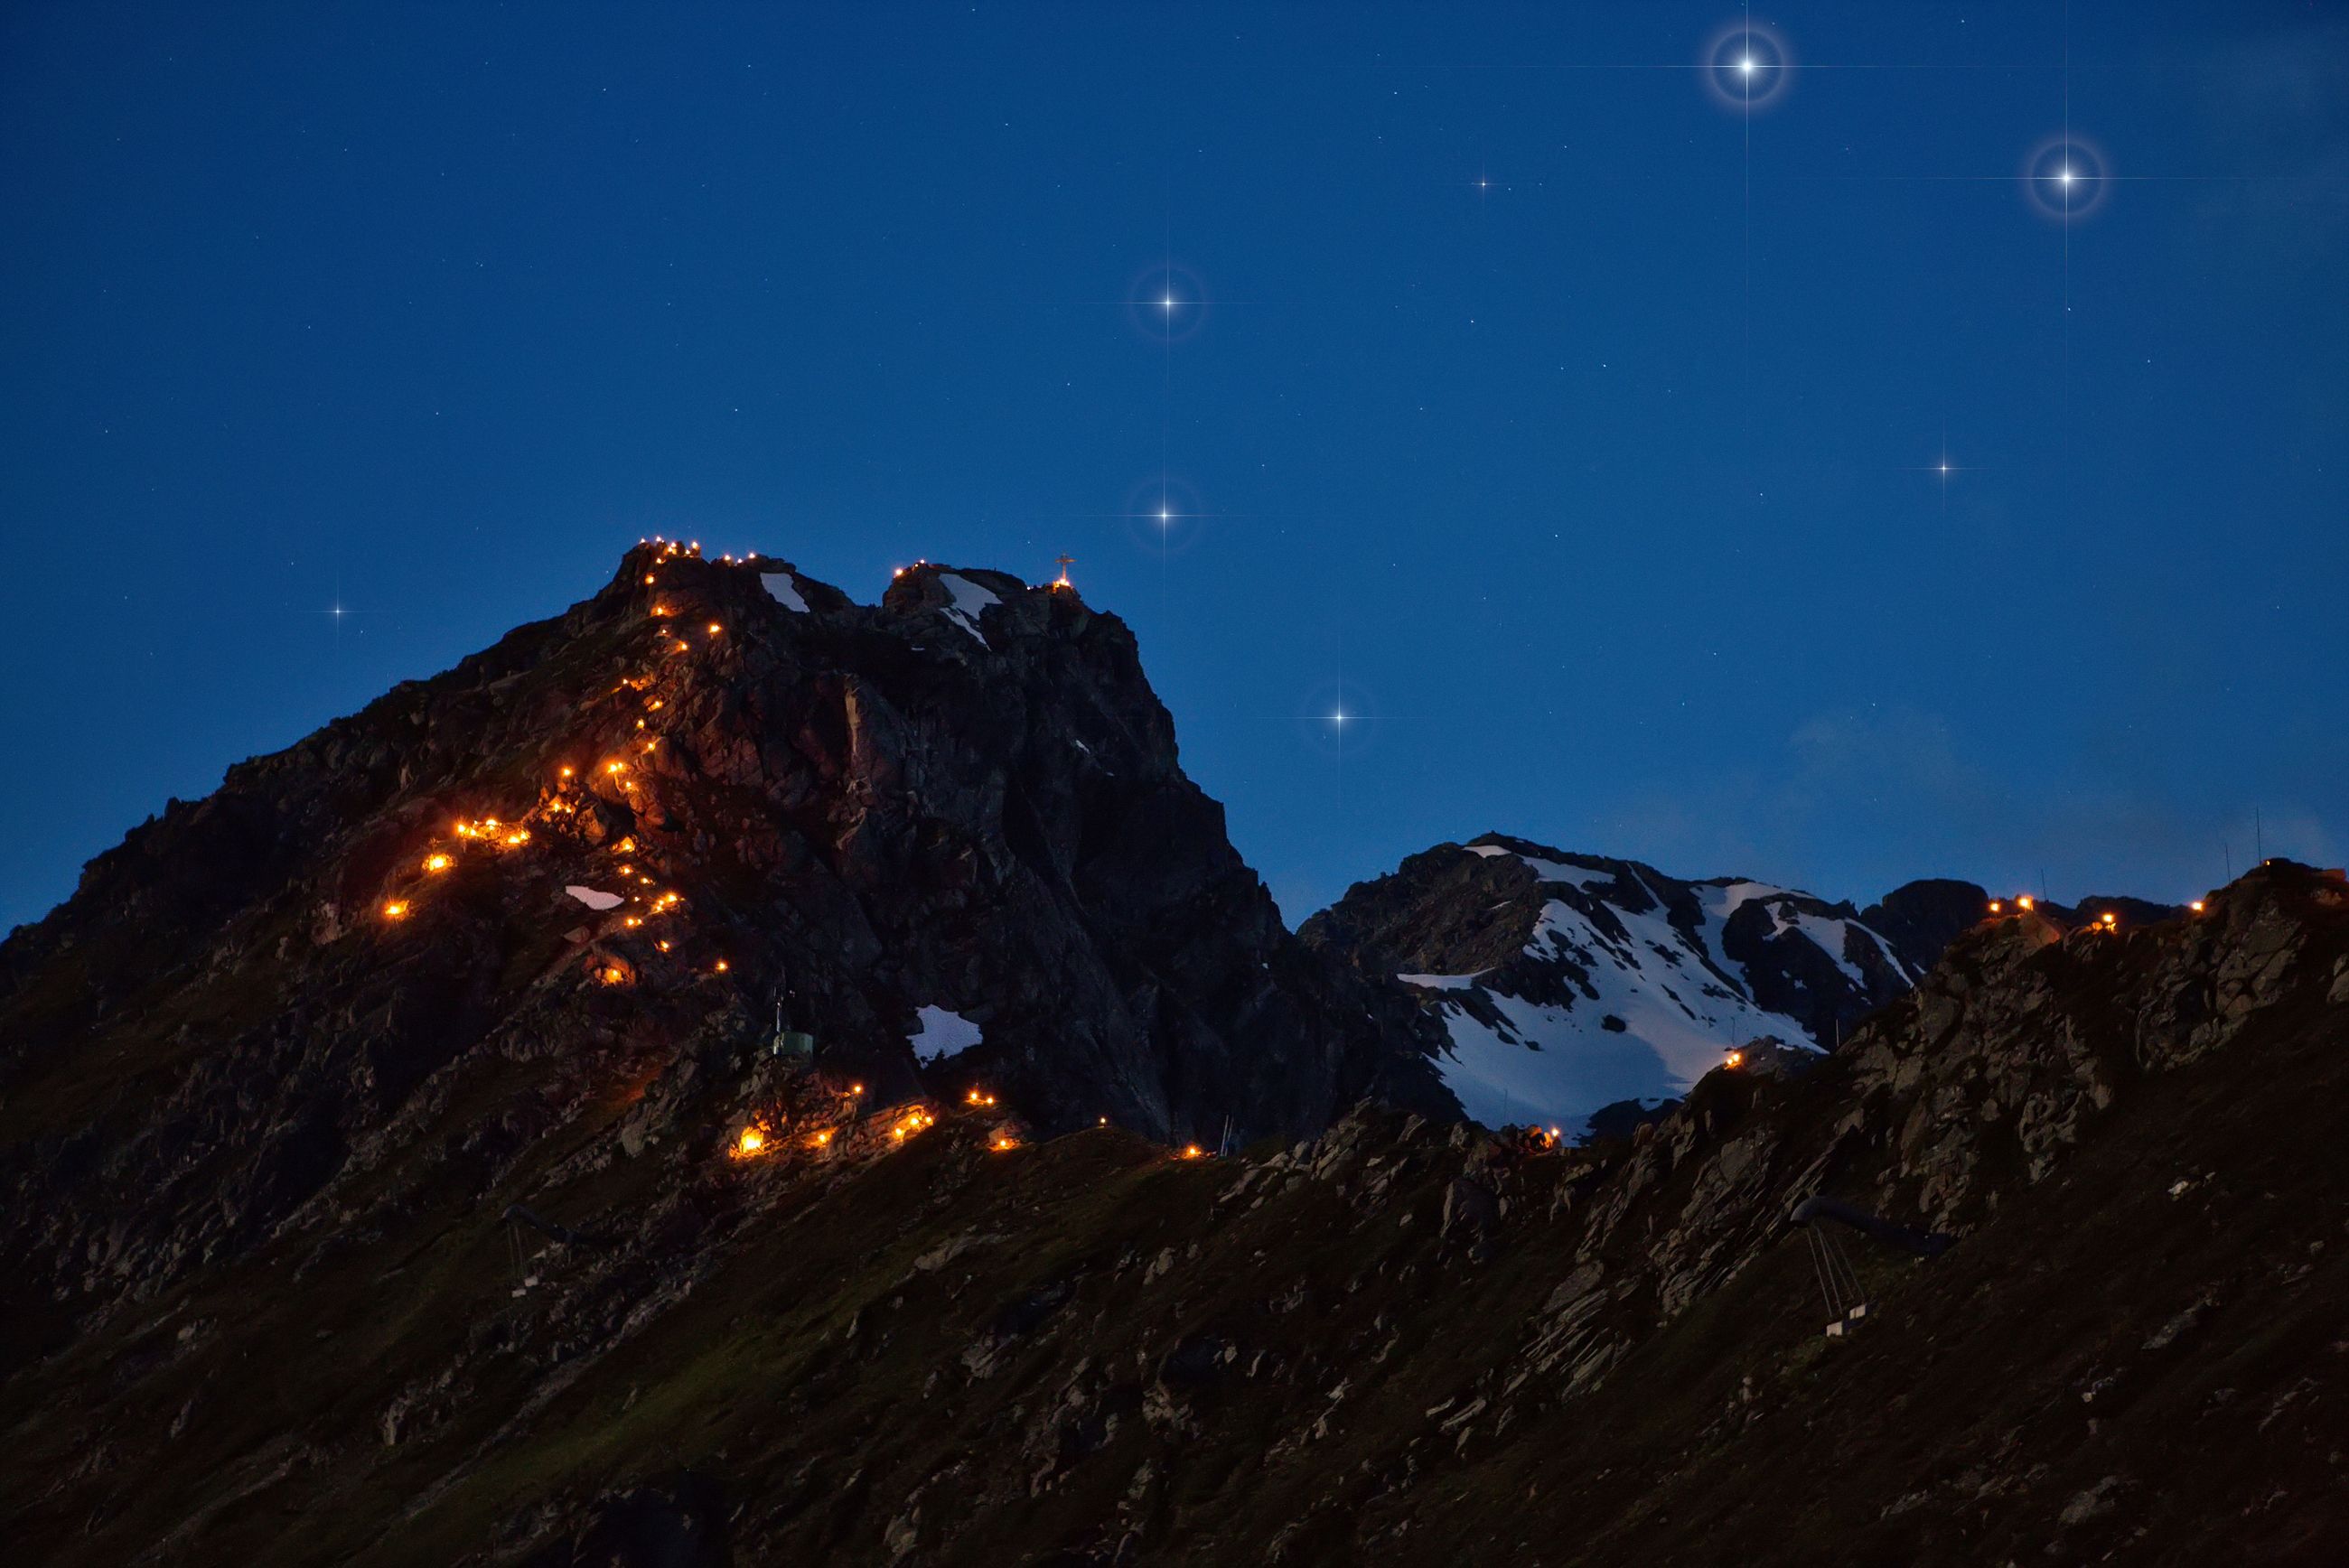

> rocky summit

[{"left": 0, "top": 546, "right": 2342, "bottom": 1566}]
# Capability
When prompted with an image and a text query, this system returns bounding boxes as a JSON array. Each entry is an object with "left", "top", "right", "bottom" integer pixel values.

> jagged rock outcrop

[{"left": 1859, "top": 876, "right": 1995, "bottom": 976}]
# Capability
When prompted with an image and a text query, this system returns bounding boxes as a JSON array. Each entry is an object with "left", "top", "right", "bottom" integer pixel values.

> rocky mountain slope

[
  {"left": 1303, "top": 835, "right": 1959, "bottom": 1134},
  {"left": 3, "top": 830, "right": 2343, "bottom": 1563},
  {"left": 0, "top": 542, "right": 1451, "bottom": 1370}
]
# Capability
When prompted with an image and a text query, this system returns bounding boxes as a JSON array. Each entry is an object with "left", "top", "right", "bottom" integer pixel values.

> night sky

[{"left": 4, "top": 3, "right": 2344, "bottom": 934}]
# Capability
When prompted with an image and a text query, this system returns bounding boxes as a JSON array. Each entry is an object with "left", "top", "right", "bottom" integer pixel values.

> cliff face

[{"left": 0, "top": 543, "right": 1448, "bottom": 1363}]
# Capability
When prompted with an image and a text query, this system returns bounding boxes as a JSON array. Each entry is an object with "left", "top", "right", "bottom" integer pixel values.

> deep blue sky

[{"left": 4, "top": 3, "right": 2344, "bottom": 933}]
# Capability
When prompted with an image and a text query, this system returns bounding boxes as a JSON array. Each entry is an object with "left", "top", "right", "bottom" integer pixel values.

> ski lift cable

[
  {"left": 1822, "top": 1226, "right": 1863, "bottom": 1311},
  {"left": 1804, "top": 1225, "right": 1843, "bottom": 1319}
]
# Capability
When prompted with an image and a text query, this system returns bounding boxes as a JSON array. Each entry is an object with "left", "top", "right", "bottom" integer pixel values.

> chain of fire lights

[
  {"left": 1985, "top": 892, "right": 2206, "bottom": 925},
  {"left": 376, "top": 537, "right": 735, "bottom": 986},
  {"left": 728, "top": 1085, "right": 1031, "bottom": 1165},
  {"left": 382, "top": 536, "right": 1219, "bottom": 1172}
]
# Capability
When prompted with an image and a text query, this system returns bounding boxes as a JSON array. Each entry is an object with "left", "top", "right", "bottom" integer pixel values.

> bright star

[
  {"left": 1702, "top": 23, "right": 1791, "bottom": 110},
  {"left": 2023, "top": 137, "right": 2108, "bottom": 219},
  {"left": 1160, "top": 294, "right": 1176, "bottom": 312}
]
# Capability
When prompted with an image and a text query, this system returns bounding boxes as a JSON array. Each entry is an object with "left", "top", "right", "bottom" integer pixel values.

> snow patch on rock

[
  {"left": 936, "top": 574, "right": 1000, "bottom": 647},
  {"left": 760, "top": 570, "right": 810, "bottom": 612},
  {"left": 910, "top": 1005, "right": 985, "bottom": 1061}
]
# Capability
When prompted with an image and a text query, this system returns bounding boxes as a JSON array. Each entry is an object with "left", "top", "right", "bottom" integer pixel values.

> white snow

[
  {"left": 1700, "top": 881, "right": 1904, "bottom": 988},
  {"left": 935, "top": 574, "right": 1000, "bottom": 647},
  {"left": 1417, "top": 884, "right": 1824, "bottom": 1135},
  {"left": 1427, "top": 994, "right": 1679, "bottom": 1134},
  {"left": 565, "top": 886, "right": 624, "bottom": 911},
  {"left": 1710, "top": 880, "right": 1793, "bottom": 919},
  {"left": 760, "top": 570, "right": 809, "bottom": 612},
  {"left": 909, "top": 1004, "right": 985, "bottom": 1061},
  {"left": 1463, "top": 842, "right": 1623, "bottom": 891},
  {"left": 1411, "top": 849, "right": 1876, "bottom": 1136},
  {"left": 1786, "top": 910, "right": 1870, "bottom": 987}
]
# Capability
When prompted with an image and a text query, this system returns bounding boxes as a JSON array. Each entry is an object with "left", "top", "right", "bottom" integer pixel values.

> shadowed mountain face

[
  {"left": 1859, "top": 876, "right": 1998, "bottom": 977},
  {"left": 0, "top": 544, "right": 1451, "bottom": 1367}
]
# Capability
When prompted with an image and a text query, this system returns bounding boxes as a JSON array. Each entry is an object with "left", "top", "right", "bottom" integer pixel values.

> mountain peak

[{"left": 0, "top": 546, "right": 1451, "bottom": 1332}]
